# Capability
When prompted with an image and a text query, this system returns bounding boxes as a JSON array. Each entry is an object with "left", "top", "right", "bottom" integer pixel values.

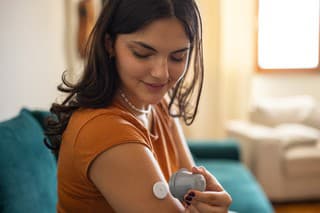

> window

[{"left": 257, "top": 0, "right": 320, "bottom": 72}]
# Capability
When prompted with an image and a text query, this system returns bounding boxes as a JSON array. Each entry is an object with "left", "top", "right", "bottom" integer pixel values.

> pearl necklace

[{"left": 119, "top": 89, "right": 151, "bottom": 114}]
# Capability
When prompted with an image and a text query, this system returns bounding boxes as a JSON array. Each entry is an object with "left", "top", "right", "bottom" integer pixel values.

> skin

[
  {"left": 89, "top": 17, "right": 232, "bottom": 212},
  {"left": 112, "top": 18, "right": 190, "bottom": 111}
]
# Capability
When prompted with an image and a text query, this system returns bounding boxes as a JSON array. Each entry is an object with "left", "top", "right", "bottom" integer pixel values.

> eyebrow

[{"left": 130, "top": 41, "right": 190, "bottom": 54}]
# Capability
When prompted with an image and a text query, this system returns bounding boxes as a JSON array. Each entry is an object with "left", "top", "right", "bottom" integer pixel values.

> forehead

[{"left": 117, "top": 18, "right": 190, "bottom": 50}]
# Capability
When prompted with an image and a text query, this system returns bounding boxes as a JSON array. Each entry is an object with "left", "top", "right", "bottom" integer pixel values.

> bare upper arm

[{"left": 88, "top": 143, "right": 185, "bottom": 213}]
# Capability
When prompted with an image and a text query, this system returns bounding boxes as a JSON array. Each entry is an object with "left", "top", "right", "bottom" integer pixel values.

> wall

[
  {"left": 183, "top": 0, "right": 255, "bottom": 139},
  {"left": 0, "top": 0, "right": 66, "bottom": 121},
  {"left": 182, "top": 0, "right": 221, "bottom": 139},
  {"left": 252, "top": 73, "right": 320, "bottom": 102}
]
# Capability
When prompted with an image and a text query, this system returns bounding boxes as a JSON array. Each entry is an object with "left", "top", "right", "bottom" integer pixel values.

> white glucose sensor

[{"left": 153, "top": 181, "right": 169, "bottom": 199}]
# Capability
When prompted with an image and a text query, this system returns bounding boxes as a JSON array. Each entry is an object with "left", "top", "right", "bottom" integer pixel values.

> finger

[
  {"left": 186, "top": 203, "right": 200, "bottom": 213},
  {"left": 191, "top": 200, "right": 227, "bottom": 213},
  {"left": 192, "top": 166, "right": 224, "bottom": 191},
  {"left": 185, "top": 190, "right": 232, "bottom": 207}
]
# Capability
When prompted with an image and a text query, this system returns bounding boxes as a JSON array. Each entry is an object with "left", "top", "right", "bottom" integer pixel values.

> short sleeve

[{"left": 73, "top": 114, "right": 152, "bottom": 182}]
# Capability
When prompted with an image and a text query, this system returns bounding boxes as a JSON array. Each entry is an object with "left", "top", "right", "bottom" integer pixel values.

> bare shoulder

[{"left": 88, "top": 142, "right": 185, "bottom": 212}]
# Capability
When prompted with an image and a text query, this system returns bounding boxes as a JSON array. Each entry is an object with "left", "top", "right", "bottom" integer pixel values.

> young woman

[{"left": 45, "top": 0, "right": 232, "bottom": 212}]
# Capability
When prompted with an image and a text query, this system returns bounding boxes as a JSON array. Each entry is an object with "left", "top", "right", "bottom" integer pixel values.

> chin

[
  {"left": 149, "top": 99, "right": 162, "bottom": 105},
  {"left": 147, "top": 96, "right": 164, "bottom": 105}
]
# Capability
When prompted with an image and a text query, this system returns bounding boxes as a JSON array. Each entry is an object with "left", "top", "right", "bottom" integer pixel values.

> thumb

[{"left": 192, "top": 166, "right": 223, "bottom": 192}]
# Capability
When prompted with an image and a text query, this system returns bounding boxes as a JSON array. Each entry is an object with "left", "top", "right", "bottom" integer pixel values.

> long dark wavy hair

[{"left": 45, "top": 0, "right": 204, "bottom": 158}]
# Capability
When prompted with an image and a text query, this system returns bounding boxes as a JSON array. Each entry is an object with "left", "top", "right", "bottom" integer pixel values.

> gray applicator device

[{"left": 169, "top": 168, "right": 206, "bottom": 201}]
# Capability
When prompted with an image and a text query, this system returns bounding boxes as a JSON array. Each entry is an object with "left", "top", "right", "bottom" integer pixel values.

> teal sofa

[{"left": 0, "top": 108, "right": 274, "bottom": 213}]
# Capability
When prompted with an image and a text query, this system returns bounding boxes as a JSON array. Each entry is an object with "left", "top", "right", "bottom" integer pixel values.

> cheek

[
  {"left": 169, "top": 63, "right": 188, "bottom": 82},
  {"left": 116, "top": 53, "right": 147, "bottom": 78}
]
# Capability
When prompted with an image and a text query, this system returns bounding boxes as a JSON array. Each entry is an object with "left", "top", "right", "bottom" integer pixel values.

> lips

[{"left": 144, "top": 82, "right": 166, "bottom": 88}]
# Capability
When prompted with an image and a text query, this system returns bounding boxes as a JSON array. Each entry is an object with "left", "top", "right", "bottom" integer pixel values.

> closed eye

[
  {"left": 170, "top": 52, "right": 188, "bottom": 62},
  {"left": 170, "top": 56, "right": 184, "bottom": 62},
  {"left": 132, "top": 51, "right": 152, "bottom": 59}
]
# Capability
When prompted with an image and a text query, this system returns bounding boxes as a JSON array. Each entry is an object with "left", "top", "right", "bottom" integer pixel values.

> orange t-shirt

[{"left": 57, "top": 100, "right": 180, "bottom": 212}]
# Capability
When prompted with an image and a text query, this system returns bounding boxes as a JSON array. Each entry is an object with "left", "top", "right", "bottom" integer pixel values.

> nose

[{"left": 150, "top": 57, "right": 169, "bottom": 81}]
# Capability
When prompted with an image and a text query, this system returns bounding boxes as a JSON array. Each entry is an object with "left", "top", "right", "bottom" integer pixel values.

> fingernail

[
  {"left": 188, "top": 192, "right": 195, "bottom": 197},
  {"left": 185, "top": 196, "right": 193, "bottom": 201}
]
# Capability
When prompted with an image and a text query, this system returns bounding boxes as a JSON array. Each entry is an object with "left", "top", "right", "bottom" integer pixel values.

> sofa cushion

[
  {"left": 0, "top": 109, "right": 57, "bottom": 213},
  {"left": 284, "top": 144, "right": 320, "bottom": 178},
  {"left": 196, "top": 159, "right": 273, "bottom": 213}
]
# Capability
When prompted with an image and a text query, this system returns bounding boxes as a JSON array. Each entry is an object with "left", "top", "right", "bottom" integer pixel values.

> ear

[{"left": 105, "top": 34, "right": 114, "bottom": 56}]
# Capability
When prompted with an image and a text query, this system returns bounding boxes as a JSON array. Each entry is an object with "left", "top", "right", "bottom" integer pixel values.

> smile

[{"left": 143, "top": 82, "right": 167, "bottom": 88}]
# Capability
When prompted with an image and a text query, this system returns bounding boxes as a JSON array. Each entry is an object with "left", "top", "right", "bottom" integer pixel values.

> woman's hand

[{"left": 183, "top": 166, "right": 232, "bottom": 213}]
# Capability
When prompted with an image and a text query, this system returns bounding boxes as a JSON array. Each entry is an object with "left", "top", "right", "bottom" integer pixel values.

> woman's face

[{"left": 112, "top": 17, "right": 190, "bottom": 109}]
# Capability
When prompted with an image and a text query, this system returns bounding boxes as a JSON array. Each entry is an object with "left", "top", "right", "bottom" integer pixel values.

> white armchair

[{"left": 226, "top": 96, "right": 320, "bottom": 201}]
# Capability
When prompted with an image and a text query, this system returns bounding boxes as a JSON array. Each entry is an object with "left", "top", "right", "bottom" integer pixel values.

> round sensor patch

[{"left": 153, "top": 181, "right": 168, "bottom": 199}]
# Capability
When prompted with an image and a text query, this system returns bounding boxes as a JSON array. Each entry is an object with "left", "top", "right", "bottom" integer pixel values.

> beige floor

[{"left": 273, "top": 202, "right": 320, "bottom": 213}]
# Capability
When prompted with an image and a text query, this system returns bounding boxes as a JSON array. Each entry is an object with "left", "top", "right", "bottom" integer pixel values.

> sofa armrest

[{"left": 187, "top": 139, "right": 240, "bottom": 161}]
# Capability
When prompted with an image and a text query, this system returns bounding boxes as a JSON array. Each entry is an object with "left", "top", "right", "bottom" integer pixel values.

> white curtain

[{"left": 183, "top": 0, "right": 256, "bottom": 139}]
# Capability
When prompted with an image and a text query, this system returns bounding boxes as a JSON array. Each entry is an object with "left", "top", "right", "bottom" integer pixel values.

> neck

[{"left": 118, "top": 89, "right": 151, "bottom": 115}]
